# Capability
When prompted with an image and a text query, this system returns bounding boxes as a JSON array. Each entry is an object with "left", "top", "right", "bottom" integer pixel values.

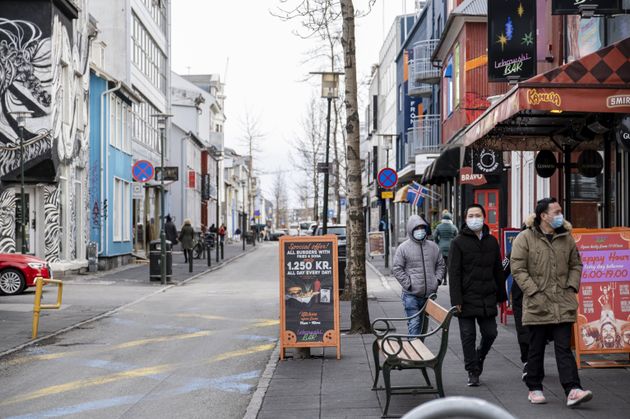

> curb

[
  {"left": 243, "top": 341, "right": 280, "bottom": 419},
  {"left": 0, "top": 245, "right": 258, "bottom": 360},
  {"left": 366, "top": 259, "right": 392, "bottom": 290}
]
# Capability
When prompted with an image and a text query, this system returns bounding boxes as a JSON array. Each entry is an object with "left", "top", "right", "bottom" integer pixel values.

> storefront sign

[
  {"left": 527, "top": 89, "right": 562, "bottom": 107},
  {"left": 279, "top": 236, "right": 340, "bottom": 359},
  {"left": 488, "top": 0, "right": 537, "bottom": 82},
  {"left": 535, "top": 150, "right": 558, "bottom": 178},
  {"left": 155, "top": 166, "right": 179, "bottom": 181},
  {"left": 577, "top": 150, "right": 604, "bottom": 178},
  {"left": 572, "top": 228, "right": 630, "bottom": 366},
  {"left": 368, "top": 232, "right": 386, "bottom": 257},
  {"left": 552, "top": 0, "right": 620, "bottom": 15},
  {"left": 188, "top": 170, "right": 196, "bottom": 189},
  {"left": 615, "top": 115, "right": 630, "bottom": 152},
  {"left": 472, "top": 148, "right": 503, "bottom": 175},
  {"left": 459, "top": 166, "right": 487, "bottom": 186},
  {"left": 607, "top": 95, "right": 630, "bottom": 109}
]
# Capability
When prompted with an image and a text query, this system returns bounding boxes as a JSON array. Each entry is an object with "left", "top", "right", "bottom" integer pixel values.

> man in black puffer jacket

[{"left": 449, "top": 204, "right": 506, "bottom": 387}]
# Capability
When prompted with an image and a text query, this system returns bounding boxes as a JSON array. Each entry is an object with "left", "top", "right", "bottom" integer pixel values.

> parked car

[
  {"left": 0, "top": 254, "right": 53, "bottom": 296},
  {"left": 313, "top": 225, "right": 347, "bottom": 290},
  {"left": 269, "top": 230, "right": 286, "bottom": 241}
]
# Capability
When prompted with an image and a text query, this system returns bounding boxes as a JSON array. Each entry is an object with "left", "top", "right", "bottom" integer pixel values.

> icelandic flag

[{"left": 406, "top": 182, "right": 427, "bottom": 207}]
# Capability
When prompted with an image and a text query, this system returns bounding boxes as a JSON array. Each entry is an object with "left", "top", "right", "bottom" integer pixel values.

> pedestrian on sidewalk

[
  {"left": 219, "top": 224, "right": 226, "bottom": 244},
  {"left": 434, "top": 210, "right": 458, "bottom": 286},
  {"left": 179, "top": 219, "right": 195, "bottom": 263},
  {"left": 448, "top": 203, "right": 506, "bottom": 387},
  {"left": 392, "top": 215, "right": 445, "bottom": 335},
  {"left": 165, "top": 215, "right": 178, "bottom": 246},
  {"left": 234, "top": 227, "right": 241, "bottom": 241},
  {"left": 503, "top": 252, "right": 530, "bottom": 380},
  {"left": 510, "top": 198, "right": 592, "bottom": 407}
]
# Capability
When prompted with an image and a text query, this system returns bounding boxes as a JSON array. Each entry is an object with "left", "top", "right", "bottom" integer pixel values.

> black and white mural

[{"left": 0, "top": 1, "right": 91, "bottom": 264}]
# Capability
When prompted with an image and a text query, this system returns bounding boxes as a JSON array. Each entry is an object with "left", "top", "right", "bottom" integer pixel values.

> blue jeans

[{"left": 402, "top": 293, "right": 427, "bottom": 336}]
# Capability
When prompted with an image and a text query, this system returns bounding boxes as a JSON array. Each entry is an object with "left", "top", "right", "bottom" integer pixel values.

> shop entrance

[{"left": 474, "top": 189, "right": 499, "bottom": 240}]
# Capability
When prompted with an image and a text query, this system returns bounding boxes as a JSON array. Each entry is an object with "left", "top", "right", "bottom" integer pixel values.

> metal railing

[
  {"left": 32, "top": 276, "right": 63, "bottom": 338},
  {"left": 407, "top": 114, "right": 441, "bottom": 162},
  {"left": 411, "top": 39, "right": 440, "bottom": 85}
]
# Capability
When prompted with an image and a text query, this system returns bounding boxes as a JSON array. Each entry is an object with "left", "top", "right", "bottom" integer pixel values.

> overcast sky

[{"left": 171, "top": 0, "right": 416, "bottom": 204}]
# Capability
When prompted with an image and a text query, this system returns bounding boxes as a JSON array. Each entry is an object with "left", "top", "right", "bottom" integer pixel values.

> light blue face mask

[
  {"left": 550, "top": 214, "right": 564, "bottom": 229},
  {"left": 413, "top": 229, "right": 427, "bottom": 241},
  {"left": 466, "top": 217, "right": 484, "bottom": 232}
]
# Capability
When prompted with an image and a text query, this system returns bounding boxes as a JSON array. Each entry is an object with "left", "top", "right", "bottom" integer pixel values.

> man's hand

[{"left": 456, "top": 305, "right": 462, "bottom": 312}]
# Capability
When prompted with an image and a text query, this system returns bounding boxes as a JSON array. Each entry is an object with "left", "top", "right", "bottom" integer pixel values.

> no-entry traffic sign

[
  {"left": 377, "top": 167, "right": 398, "bottom": 190},
  {"left": 132, "top": 160, "right": 154, "bottom": 183}
]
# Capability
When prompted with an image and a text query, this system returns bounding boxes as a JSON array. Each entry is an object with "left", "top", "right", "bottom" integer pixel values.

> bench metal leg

[
  {"left": 372, "top": 340, "right": 381, "bottom": 389},
  {"left": 421, "top": 367, "right": 432, "bottom": 387},
  {"left": 435, "top": 366, "right": 445, "bottom": 397},
  {"left": 382, "top": 364, "right": 392, "bottom": 417}
]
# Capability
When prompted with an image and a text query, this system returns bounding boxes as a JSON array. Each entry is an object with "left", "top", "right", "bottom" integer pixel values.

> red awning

[{"left": 460, "top": 36, "right": 630, "bottom": 149}]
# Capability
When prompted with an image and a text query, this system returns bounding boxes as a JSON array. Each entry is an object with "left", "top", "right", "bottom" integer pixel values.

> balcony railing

[
  {"left": 408, "top": 82, "right": 433, "bottom": 97},
  {"left": 411, "top": 39, "right": 440, "bottom": 85},
  {"left": 404, "top": 114, "right": 441, "bottom": 165}
]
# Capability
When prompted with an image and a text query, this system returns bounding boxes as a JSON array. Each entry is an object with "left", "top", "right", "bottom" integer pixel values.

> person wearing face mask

[
  {"left": 510, "top": 197, "right": 592, "bottom": 407},
  {"left": 392, "top": 214, "right": 446, "bottom": 335},
  {"left": 448, "top": 204, "right": 506, "bottom": 387}
]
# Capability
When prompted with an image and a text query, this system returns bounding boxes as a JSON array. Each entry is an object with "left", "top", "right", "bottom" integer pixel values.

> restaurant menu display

[
  {"left": 488, "top": 0, "right": 537, "bottom": 81},
  {"left": 368, "top": 232, "right": 386, "bottom": 257},
  {"left": 572, "top": 229, "right": 630, "bottom": 364},
  {"left": 279, "top": 236, "right": 340, "bottom": 359}
]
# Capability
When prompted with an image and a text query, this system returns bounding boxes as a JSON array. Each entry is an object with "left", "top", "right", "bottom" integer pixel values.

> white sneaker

[
  {"left": 567, "top": 388, "right": 593, "bottom": 407},
  {"left": 528, "top": 390, "right": 547, "bottom": 404}
]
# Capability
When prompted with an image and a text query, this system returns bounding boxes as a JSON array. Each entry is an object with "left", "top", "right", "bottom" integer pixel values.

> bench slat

[
  {"left": 379, "top": 339, "right": 434, "bottom": 362},
  {"left": 425, "top": 299, "right": 449, "bottom": 324}
]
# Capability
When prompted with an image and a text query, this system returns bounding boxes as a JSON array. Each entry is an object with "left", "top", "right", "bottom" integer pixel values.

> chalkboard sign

[
  {"left": 488, "top": 0, "right": 537, "bottom": 82},
  {"left": 279, "top": 236, "right": 340, "bottom": 359}
]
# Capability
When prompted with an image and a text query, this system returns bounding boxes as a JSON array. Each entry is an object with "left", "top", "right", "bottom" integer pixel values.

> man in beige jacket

[{"left": 510, "top": 197, "right": 592, "bottom": 407}]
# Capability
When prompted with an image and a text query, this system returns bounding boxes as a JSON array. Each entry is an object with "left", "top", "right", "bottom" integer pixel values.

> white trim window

[
  {"left": 132, "top": 95, "right": 161, "bottom": 153},
  {"left": 113, "top": 178, "right": 131, "bottom": 242},
  {"left": 131, "top": 12, "right": 167, "bottom": 93},
  {"left": 109, "top": 95, "right": 131, "bottom": 153}
]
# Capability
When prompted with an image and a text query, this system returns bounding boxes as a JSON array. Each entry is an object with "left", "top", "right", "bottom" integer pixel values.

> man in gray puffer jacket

[{"left": 392, "top": 215, "right": 446, "bottom": 335}]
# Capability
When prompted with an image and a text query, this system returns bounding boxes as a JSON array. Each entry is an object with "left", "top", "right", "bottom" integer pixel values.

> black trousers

[
  {"left": 183, "top": 248, "right": 193, "bottom": 263},
  {"left": 525, "top": 323, "right": 581, "bottom": 395},
  {"left": 458, "top": 316, "right": 498, "bottom": 374}
]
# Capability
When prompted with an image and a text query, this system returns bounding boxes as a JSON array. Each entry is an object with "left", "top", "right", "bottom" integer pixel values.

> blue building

[{"left": 89, "top": 71, "right": 138, "bottom": 269}]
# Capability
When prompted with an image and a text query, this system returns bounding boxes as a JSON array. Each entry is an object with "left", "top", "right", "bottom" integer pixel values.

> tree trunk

[
  {"left": 340, "top": 0, "right": 369, "bottom": 333},
  {"left": 332, "top": 101, "right": 341, "bottom": 222}
]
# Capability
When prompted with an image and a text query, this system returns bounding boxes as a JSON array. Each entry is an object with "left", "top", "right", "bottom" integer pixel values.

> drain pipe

[{"left": 100, "top": 81, "right": 122, "bottom": 255}]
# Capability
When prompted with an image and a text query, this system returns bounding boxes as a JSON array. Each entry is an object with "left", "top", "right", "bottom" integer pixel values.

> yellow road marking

[
  {"left": 241, "top": 319, "right": 280, "bottom": 329},
  {"left": 1, "top": 343, "right": 275, "bottom": 407},
  {"left": 5, "top": 331, "right": 213, "bottom": 366},
  {"left": 176, "top": 313, "right": 227, "bottom": 321}
]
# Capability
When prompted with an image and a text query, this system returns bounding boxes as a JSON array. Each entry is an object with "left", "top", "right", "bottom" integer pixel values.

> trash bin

[
  {"left": 87, "top": 241, "right": 98, "bottom": 273},
  {"left": 245, "top": 232, "right": 255, "bottom": 245},
  {"left": 149, "top": 240, "right": 172, "bottom": 281}
]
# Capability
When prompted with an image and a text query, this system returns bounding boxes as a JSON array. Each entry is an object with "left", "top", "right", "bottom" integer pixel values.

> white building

[{"left": 90, "top": 0, "right": 171, "bottom": 255}]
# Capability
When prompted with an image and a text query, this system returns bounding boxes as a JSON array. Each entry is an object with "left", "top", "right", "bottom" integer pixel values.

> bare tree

[
  {"left": 340, "top": 0, "right": 369, "bottom": 332},
  {"left": 291, "top": 94, "right": 326, "bottom": 222},
  {"left": 240, "top": 109, "right": 266, "bottom": 224},
  {"left": 272, "top": 169, "right": 288, "bottom": 228}
]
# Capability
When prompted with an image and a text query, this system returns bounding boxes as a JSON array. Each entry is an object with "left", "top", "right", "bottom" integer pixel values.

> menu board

[
  {"left": 368, "top": 232, "right": 386, "bottom": 257},
  {"left": 488, "top": 0, "right": 537, "bottom": 82},
  {"left": 279, "top": 236, "right": 340, "bottom": 359},
  {"left": 572, "top": 228, "right": 630, "bottom": 367}
]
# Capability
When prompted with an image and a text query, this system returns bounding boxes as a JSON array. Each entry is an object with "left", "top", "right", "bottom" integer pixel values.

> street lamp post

[
  {"left": 241, "top": 180, "right": 246, "bottom": 251},
  {"left": 382, "top": 135, "right": 393, "bottom": 269},
  {"left": 10, "top": 111, "right": 34, "bottom": 254},
  {"left": 152, "top": 113, "right": 173, "bottom": 285},
  {"left": 311, "top": 71, "right": 342, "bottom": 234},
  {"left": 210, "top": 146, "right": 222, "bottom": 262}
]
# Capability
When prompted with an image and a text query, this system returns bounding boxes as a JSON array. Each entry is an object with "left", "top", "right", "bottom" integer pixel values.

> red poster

[
  {"left": 188, "top": 170, "right": 196, "bottom": 189},
  {"left": 573, "top": 229, "right": 630, "bottom": 354}
]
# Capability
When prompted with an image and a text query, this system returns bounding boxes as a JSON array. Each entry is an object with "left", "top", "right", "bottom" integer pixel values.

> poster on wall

[
  {"left": 368, "top": 232, "right": 386, "bottom": 257},
  {"left": 279, "top": 236, "right": 340, "bottom": 359},
  {"left": 488, "top": 0, "right": 537, "bottom": 82},
  {"left": 471, "top": 148, "right": 504, "bottom": 175},
  {"left": 572, "top": 228, "right": 630, "bottom": 367}
]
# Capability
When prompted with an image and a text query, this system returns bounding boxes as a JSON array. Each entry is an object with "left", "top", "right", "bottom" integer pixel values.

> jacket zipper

[{"left": 420, "top": 241, "right": 428, "bottom": 296}]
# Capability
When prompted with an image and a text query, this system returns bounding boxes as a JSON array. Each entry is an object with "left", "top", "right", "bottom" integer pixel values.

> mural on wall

[
  {"left": 0, "top": 1, "right": 91, "bottom": 263},
  {"left": 0, "top": 188, "right": 16, "bottom": 253}
]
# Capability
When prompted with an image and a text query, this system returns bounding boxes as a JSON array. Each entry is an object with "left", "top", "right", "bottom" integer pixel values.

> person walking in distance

[
  {"left": 164, "top": 215, "right": 178, "bottom": 247},
  {"left": 449, "top": 204, "right": 506, "bottom": 387},
  {"left": 392, "top": 215, "right": 446, "bottom": 335},
  {"left": 434, "top": 210, "right": 458, "bottom": 286},
  {"left": 178, "top": 219, "right": 195, "bottom": 264},
  {"left": 510, "top": 198, "right": 592, "bottom": 407}
]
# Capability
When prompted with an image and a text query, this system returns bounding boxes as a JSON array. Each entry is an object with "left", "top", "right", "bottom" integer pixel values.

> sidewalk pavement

[
  {"left": 0, "top": 242, "right": 255, "bottom": 356},
  {"left": 255, "top": 261, "right": 630, "bottom": 419}
]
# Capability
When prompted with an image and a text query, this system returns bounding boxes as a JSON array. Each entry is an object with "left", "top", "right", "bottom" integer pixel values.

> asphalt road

[{"left": 0, "top": 243, "right": 279, "bottom": 419}]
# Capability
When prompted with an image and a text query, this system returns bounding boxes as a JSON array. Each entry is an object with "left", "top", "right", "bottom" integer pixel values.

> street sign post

[
  {"left": 132, "top": 160, "right": 154, "bottom": 183},
  {"left": 377, "top": 167, "right": 398, "bottom": 190}
]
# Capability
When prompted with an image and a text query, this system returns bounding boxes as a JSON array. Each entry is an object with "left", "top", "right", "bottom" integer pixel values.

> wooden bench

[{"left": 371, "top": 294, "right": 456, "bottom": 417}]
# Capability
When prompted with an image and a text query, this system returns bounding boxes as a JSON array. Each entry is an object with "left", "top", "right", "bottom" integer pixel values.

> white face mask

[
  {"left": 413, "top": 229, "right": 427, "bottom": 241},
  {"left": 466, "top": 217, "right": 484, "bottom": 232}
]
